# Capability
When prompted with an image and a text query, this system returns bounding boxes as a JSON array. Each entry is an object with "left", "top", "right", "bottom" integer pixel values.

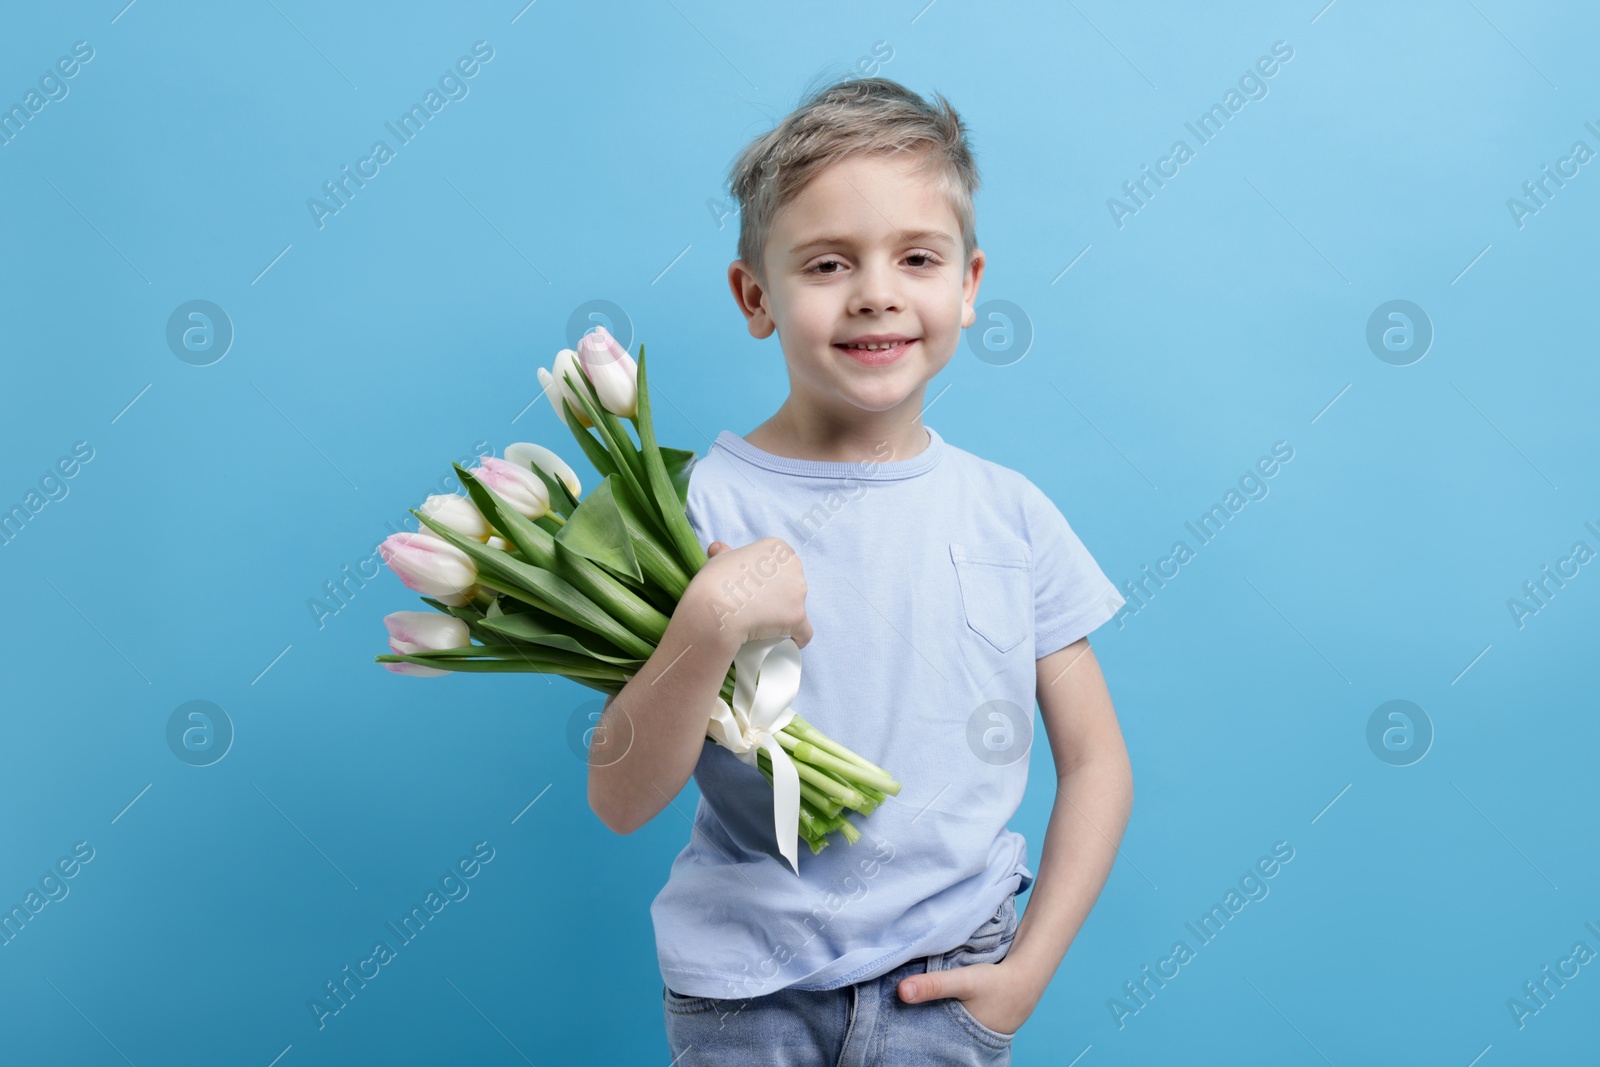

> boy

[{"left": 588, "top": 76, "right": 1132, "bottom": 1065}]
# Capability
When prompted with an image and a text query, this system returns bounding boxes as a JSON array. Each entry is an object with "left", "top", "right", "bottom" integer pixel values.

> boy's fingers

[
  {"left": 792, "top": 618, "right": 814, "bottom": 648},
  {"left": 707, "top": 540, "right": 729, "bottom": 556},
  {"left": 901, "top": 969, "right": 966, "bottom": 1003}
]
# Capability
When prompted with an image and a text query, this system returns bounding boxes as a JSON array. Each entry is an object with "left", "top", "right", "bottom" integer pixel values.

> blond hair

[{"left": 726, "top": 76, "right": 980, "bottom": 284}]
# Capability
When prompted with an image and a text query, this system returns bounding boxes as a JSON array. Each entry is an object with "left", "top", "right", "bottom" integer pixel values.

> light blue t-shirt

[{"left": 650, "top": 425, "right": 1124, "bottom": 999}]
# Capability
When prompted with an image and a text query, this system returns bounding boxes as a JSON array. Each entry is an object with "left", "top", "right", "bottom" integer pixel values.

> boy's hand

[
  {"left": 898, "top": 960, "right": 1040, "bottom": 1037},
  {"left": 683, "top": 537, "right": 814, "bottom": 650}
]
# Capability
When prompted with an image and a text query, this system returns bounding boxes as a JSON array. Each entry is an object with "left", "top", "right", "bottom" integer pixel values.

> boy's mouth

[{"left": 834, "top": 336, "right": 916, "bottom": 366}]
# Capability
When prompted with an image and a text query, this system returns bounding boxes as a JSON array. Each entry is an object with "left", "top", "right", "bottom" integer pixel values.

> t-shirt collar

[{"left": 711, "top": 426, "right": 944, "bottom": 481}]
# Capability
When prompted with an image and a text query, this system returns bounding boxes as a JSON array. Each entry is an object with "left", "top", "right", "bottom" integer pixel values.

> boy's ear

[
  {"left": 959, "top": 249, "right": 986, "bottom": 329},
  {"left": 728, "top": 259, "right": 776, "bottom": 339}
]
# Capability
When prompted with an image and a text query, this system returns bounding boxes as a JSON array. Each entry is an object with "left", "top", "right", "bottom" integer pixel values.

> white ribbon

[{"left": 704, "top": 636, "right": 803, "bottom": 875}]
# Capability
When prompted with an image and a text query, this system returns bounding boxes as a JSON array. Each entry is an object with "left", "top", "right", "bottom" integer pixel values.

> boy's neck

[{"left": 744, "top": 396, "right": 931, "bottom": 464}]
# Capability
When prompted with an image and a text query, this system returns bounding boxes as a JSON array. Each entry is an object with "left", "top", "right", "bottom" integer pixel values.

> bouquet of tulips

[{"left": 373, "top": 327, "right": 900, "bottom": 871}]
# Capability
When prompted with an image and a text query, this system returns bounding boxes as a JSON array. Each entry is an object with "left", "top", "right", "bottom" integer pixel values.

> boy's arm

[
  {"left": 897, "top": 635, "right": 1133, "bottom": 1030},
  {"left": 1002, "top": 637, "right": 1133, "bottom": 997},
  {"left": 587, "top": 537, "right": 812, "bottom": 836},
  {"left": 586, "top": 584, "right": 742, "bottom": 835}
]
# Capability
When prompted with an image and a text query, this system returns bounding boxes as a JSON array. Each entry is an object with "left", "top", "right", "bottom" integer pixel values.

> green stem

[
  {"left": 783, "top": 751, "right": 863, "bottom": 809},
  {"left": 773, "top": 730, "right": 900, "bottom": 795},
  {"left": 788, "top": 713, "right": 897, "bottom": 783},
  {"left": 751, "top": 761, "right": 830, "bottom": 853},
  {"left": 755, "top": 757, "right": 843, "bottom": 818},
  {"left": 796, "top": 809, "right": 829, "bottom": 851}
]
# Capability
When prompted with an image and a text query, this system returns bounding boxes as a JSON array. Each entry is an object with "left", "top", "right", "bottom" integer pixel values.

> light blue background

[{"left": 2, "top": 1, "right": 1596, "bottom": 1063}]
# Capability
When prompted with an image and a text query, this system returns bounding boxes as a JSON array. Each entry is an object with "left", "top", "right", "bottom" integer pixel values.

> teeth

[{"left": 845, "top": 341, "right": 905, "bottom": 350}]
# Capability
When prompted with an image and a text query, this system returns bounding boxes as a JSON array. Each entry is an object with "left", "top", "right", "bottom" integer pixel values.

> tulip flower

[
  {"left": 472, "top": 455, "right": 552, "bottom": 520},
  {"left": 382, "top": 610, "right": 471, "bottom": 677},
  {"left": 379, "top": 532, "right": 478, "bottom": 606},
  {"left": 575, "top": 325, "right": 639, "bottom": 419},
  {"left": 505, "top": 441, "right": 581, "bottom": 499},
  {"left": 486, "top": 535, "right": 510, "bottom": 551},
  {"left": 539, "top": 349, "right": 593, "bottom": 429},
  {"left": 416, "top": 493, "right": 494, "bottom": 542}
]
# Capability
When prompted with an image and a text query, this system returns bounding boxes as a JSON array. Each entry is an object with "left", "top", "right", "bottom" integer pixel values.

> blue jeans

[{"left": 663, "top": 892, "right": 1021, "bottom": 1065}]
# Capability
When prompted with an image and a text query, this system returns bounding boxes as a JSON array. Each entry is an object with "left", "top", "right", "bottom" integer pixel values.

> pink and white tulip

[
  {"left": 575, "top": 325, "right": 638, "bottom": 419},
  {"left": 505, "top": 441, "right": 581, "bottom": 499},
  {"left": 472, "top": 455, "right": 551, "bottom": 520},
  {"left": 417, "top": 493, "right": 494, "bottom": 542},
  {"left": 382, "top": 610, "right": 471, "bottom": 677},
  {"left": 379, "top": 532, "right": 478, "bottom": 606},
  {"left": 539, "top": 349, "right": 593, "bottom": 429}
]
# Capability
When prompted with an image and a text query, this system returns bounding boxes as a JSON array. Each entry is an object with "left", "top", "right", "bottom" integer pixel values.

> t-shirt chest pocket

[{"left": 950, "top": 542, "right": 1031, "bottom": 654}]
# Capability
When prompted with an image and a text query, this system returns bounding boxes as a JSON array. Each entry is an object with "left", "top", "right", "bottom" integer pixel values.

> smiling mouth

[{"left": 835, "top": 339, "right": 916, "bottom": 365}]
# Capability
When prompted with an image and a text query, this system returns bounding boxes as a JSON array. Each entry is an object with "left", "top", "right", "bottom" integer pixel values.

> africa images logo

[{"left": 306, "top": 42, "right": 495, "bottom": 230}]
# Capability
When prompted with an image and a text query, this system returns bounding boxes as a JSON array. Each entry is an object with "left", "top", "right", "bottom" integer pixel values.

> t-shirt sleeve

[
  {"left": 682, "top": 453, "right": 715, "bottom": 553},
  {"left": 1023, "top": 479, "right": 1125, "bottom": 659}
]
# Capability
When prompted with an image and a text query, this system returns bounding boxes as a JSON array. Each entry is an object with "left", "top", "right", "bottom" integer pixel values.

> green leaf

[
  {"left": 560, "top": 365, "right": 666, "bottom": 542},
  {"left": 635, "top": 345, "right": 708, "bottom": 575},
  {"left": 454, "top": 465, "right": 670, "bottom": 644},
  {"left": 660, "top": 447, "right": 697, "bottom": 509},
  {"left": 409, "top": 507, "right": 655, "bottom": 660},
  {"left": 472, "top": 612, "right": 647, "bottom": 668},
  {"left": 554, "top": 476, "right": 642, "bottom": 583},
  {"left": 391, "top": 643, "right": 511, "bottom": 658},
  {"left": 486, "top": 596, "right": 635, "bottom": 651},
  {"left": 606, "top": 473, "right": 692, "bottom": 600},
  {"left": 377, "top": 650, "right": 631, "bottom": 684},
  {"left": 387, "top": 630, "right": 630, "bottom": 671},
  {"left": 400, "top": 642, "right": 630, "bottom": 674}
]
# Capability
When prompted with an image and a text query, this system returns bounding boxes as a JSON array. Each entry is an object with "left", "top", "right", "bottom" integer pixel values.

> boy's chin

[{"left": 830, "top": 380, "right": 932, "bottom": 415}]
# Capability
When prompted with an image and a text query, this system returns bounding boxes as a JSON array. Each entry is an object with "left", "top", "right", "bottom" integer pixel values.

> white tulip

[
  {"left": 416, "top": 493, "right": 493, "bottom": 542},
  {"left": 379, "top": 533, "right": 478, "bottom": 607},
  {"left": 540, "top": 349, "right": 593, "bottom": 428},
  {"left": 575, "top": 325, "right": 638, "bottom": 419},
  {"left": 382, "top": 610, "right": 471, "bottom": 678},
  {"left": 472, "top": 456, "right": 551, "bottom": 520},
  {"left": 505, "top": 441, "right": 581, "bottom": 499}
]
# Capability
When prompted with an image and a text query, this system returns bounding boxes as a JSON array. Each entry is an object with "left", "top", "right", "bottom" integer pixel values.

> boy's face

[{"left": 729, "top": 151, "right": 984, "bottom": 424}]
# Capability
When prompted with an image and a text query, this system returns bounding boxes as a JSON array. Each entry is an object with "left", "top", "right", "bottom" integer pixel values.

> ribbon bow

[{"left": 704, "top": 635, "right": 803, "bottom": 875}]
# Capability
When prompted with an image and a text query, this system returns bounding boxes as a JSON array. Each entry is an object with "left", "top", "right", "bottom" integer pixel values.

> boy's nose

[{"left": 850, "top": 262, "right": 903, "bottom": 314}]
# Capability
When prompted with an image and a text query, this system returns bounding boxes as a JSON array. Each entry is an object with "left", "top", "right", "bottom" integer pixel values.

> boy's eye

[{"left": 803, "top": 252, "right": 943, "bottom": 275}]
